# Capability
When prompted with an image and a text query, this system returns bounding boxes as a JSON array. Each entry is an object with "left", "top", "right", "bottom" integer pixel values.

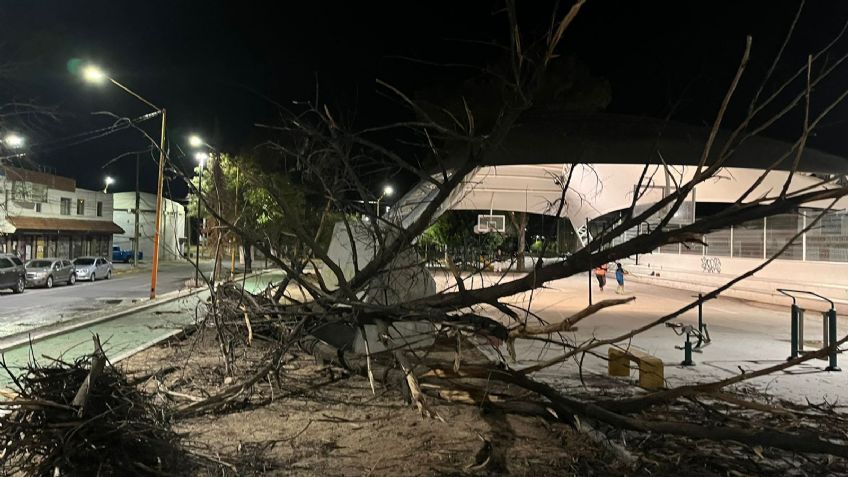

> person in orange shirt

[{"left": 593, "top": 263, "right": 608, "bottom": 292}]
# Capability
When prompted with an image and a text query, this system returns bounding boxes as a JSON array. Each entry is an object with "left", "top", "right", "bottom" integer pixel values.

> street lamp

[
  {"left": 188, "top": 134, "right": 204, "bottom": 148},
  {"left": 193, "top": 151, "right": 208, "bottom": 285},
  {"left": 2, "top": 133, "right": 25, "bottom": 149},
  {"left": 103, "top": 176, "right": 115, "bottom": 194},
  {"left": 82, "top": 63, "right": 167, "bottom": 299},
  {"left": 376, "top": 184, "right": 394, "bottom": 217}
]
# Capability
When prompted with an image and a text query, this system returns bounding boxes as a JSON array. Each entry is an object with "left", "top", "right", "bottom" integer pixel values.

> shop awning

[{"left": 6, "top": 216, "right": 125, "bottom": 234}]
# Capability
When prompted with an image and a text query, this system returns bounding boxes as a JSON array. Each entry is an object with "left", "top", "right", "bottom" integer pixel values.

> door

[
  {"left": 0, "top": 258, "right": 13, "bottom": 288},
  {"left": 96, "top": 258, "right": 107, "bottom": 276}
]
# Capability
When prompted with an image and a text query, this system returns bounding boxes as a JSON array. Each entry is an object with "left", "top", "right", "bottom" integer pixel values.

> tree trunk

[
  {"left": 512, "top": 212, "right": 529, "bottom": 272},
  {"left": 243, "top": 242, "right": 253, "bottom": 273}
]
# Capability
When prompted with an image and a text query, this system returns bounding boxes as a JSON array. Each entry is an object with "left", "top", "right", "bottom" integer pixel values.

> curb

[
  {"left": 0, "top": 269, "right": 275, "bottom": 353},
  {"left": 0, "top": 287, "right": 205, "bottom": 353}
]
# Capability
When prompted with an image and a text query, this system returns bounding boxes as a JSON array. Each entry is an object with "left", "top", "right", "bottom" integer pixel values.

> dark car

[
  {"left": 0, "top": 253, "right": 26, "bottom": 293},
  {"left": 25, "top": 258, "right": 76, "bottom": 288}
]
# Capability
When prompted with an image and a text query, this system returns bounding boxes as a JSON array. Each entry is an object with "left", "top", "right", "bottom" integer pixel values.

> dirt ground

[
  {"left": 117, "top": 322, "right": 848, "bottom": 477},
  {"left": 121, "top": 333, "right": 612, "bottom": 477}
]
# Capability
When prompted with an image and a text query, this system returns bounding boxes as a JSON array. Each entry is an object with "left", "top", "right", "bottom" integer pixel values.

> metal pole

[
  {"left": 788, "top": 304, "right": 800, "bottom": 360},
  {"left": 230, "top": 163, "right": 239, "bottom": 277},
  {"left": 133, "top": 153, "right": 140, "bottom": 268},
  {"left": 149, "top": 108, "right": 166, "bottom": 299},
  {"left": 826, "top": 308, "right": 841, "bottom": 371},
  {"left": 195, "top": 161, "right": 203, "bottom": 286},
  {"left": 587, "top": 217, "right": 592, "bottom": 306},
  {"left": 376, "top": 196, "right": 381, "bottom": 217}
]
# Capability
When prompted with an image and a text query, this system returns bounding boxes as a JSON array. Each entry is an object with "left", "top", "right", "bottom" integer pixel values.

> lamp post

[
  {"left": 193, "top": 151, "right": 208, "bottom": 286},
  {"left": 376, "top": 185, "right": 394, "bottom": 217},
  {"left": 102, "top": 176, "right": 114, "bottom": 194},
  {"left": 82, "top": 64, "right": 167, "bottom": 299}
]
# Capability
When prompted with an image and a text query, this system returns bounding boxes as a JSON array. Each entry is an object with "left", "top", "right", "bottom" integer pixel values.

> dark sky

[{"left": 3, "top": 1, "right": 848, "bottom": 196}]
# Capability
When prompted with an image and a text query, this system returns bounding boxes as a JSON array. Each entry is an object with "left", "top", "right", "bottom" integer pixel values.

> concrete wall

[
  {"left": 631, "top": 252, "right": 848, "bottom": 312},
  {"left": 112, "top": 192, "right": 186, "bottom": 261}
]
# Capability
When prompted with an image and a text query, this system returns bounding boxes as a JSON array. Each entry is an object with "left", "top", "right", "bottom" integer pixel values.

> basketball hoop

[{"left": 476, "top": 214, "right": 506, "bottom": 234}]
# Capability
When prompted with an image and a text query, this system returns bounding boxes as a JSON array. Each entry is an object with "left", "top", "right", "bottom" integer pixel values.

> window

[
  {"left": 0, "top": 258, "right": 12, "bottom": 269},
  {"left": 35, "top": 203, "right": 42, "bottom": 213},
  {"left": 77, "top": 199, "right": 85, "bottom": 215},
  {"left": 9, "top": 257, "right": 23, "bottom": 266},
  {"left": 96, "top": 201, "right": 103, "bottom": 217},
  {"left": 60, "top": 198, "right": 71, "bottom": 215}
]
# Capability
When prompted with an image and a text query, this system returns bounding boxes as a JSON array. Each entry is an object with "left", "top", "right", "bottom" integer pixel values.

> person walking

[
  {"left": 593, "top": 263, "right": 608, "bottom": 292},
  {"left": 615, "top": 262, "right": 628, "bottom": 294}
]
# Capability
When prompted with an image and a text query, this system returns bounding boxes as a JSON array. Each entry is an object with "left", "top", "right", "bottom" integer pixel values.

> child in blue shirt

[{"left": 615, "top": 262, "right": 627, "bottom": 294}]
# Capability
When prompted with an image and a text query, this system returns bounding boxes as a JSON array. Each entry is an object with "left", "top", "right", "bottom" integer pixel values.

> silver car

[
  {"left": 73, "top": 256, "right": 113, "bottom": 282},
  {"left": 25, "top": 258, "right": 76, "bottom": 288}
]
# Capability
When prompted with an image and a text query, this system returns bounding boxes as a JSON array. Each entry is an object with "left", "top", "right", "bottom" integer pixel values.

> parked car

[
  {"left": 112, "top": 246, "right": 142, "bottom": 263},
  {"left": 73, "top": 256, "right": 113, "bottom": 281},
  {"left": 25, "top": 258, "right": 76, "bottom": 288},
  {"left": 0, "top": 253, "right": 26, "bottom": 293}
]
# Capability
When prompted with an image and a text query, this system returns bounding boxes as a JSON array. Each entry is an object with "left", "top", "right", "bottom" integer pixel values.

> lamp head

[
  {"left": 82, "top": 64, "right": 107, "bottom": 84},
  {"left": 2, "top": 133, "right": 25, "bottom": 149}
]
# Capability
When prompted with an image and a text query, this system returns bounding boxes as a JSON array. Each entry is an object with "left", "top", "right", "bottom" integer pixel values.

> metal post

[
  {"left": 230, "top": 164, "right": 239, "bottom": 277},
  {"left": 789, "top": 304, "right": 800, "bottom": 360},
  {"left": 133, "top": 153, "right": 140, "bottom": 268},
  {"left": 682, "top": 334, "right": 694, "bottom": 366},
  {"left": 194, "top": 159, "right": 204, "bottom": 286},
  {"left": 826, "top": 308, "right": 840, "bottom": 371},
  {"left": 587, "top": 217, "right": 592, "bottom": 306},
  {"left": 149, "top": 108, "right": 166, "bottom": 299}
]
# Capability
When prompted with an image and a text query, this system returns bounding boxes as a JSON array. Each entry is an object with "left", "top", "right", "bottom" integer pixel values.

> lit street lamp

[
  {"left": 103, "top": 176, "right": 115, "bottom": 193},
  {"left": 2, "top": 133, "right": 25, "bottom": 149},
  {"left": 82, "top": 63, "right": 167, "bottom": 299},
  {"left": 376, "top": 184, "right": 394, "bottom": 217}
]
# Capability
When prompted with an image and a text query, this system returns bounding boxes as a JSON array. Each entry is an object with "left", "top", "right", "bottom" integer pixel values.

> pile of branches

[{"left": 0, "top": 336, "right": 191, "bottom": 476}]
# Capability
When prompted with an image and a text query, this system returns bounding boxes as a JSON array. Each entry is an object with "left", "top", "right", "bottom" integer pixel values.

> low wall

[{"left": 630, "top": 253, "right": 848, "bottom": 313}]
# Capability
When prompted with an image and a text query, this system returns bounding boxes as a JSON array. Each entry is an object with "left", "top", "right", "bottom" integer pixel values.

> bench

[{"left": 608, "top": 347, "right": 664, "bottom": 390}]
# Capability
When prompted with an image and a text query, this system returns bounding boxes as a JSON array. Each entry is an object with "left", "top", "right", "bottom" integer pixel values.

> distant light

[
  {"left": 3, "top": 133, "right": 25, "bottom": 148},
  {"left": 188, "top": 135, "right": 203, "bottom": 148},
  {"left": 383, "top": 185, "right": 394, "bottom": 197},
  {"left": 82, "top": 64, "right": 107, "bottom": 84},
  {"left": 195, "top": 151, "right": 209, "bottom": 166},
  {"left": 105, "top": 176, "right": 115, "bottom": 185}
]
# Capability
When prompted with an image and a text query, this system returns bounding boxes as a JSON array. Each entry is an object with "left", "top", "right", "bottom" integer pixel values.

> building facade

[
  {"left": 0, "top": 166, "right": 123, "bottom": 260},
  {"left": 112, "top": 191, "right": 186, "bottom": 261}
]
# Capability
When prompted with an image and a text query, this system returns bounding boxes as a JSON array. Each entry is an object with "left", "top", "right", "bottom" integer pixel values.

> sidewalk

[{"left": 432, "top": 271, "right": 848, "bottom": 405}]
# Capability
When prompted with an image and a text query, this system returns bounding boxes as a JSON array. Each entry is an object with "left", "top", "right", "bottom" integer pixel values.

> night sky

[{"left": 3, "top": 1, "right": 848, "bottom": 196}]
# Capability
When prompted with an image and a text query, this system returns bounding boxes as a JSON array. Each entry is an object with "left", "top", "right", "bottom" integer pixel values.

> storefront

[{"left": 0, "top": 217, "right": 124, "bottom": 261}]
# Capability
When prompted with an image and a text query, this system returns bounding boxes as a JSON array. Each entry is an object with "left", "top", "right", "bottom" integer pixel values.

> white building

[
  {"left": 112, "top": 192, "right": 186, "bottom": 261},
  {"left": 0, "top": 166, "right": 123, "bottom": 260}
]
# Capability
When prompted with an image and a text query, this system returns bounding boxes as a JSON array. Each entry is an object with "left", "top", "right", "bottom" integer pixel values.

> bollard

[
  {"left": 788, "top": 304, "right": 800, "bottom": 360},
  {"left": 681, "top": 334, "right": 695, "bottom": 366},
  {"left": 825, "top": 308, "right": 841, "bottom": 372}
]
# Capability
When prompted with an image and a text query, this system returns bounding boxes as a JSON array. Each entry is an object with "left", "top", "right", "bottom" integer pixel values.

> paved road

[{"left": 0, "top": 261, "right": 214, "bottom": 336}]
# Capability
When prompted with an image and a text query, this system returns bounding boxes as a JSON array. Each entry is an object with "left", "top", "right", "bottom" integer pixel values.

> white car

[{"left": 73, "top": 256, "right": 113, "bottom": 281}]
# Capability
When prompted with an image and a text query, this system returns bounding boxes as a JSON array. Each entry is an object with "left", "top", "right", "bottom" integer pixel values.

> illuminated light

[
  {"left": 383, "top": 185, "right": 394, "bottom": 197},
  {"left": 82, "top": 64, "right": 107, "bottom": 83},
  {"left": 3, "top": 133, "right": 25, "bottom": 148},
  {"left": 195, "top": 151, "right": 209, "bottom": 167},
  {"left": 188, "top": 135, "right": 203, "bottom": 148},
  {"left": 105, "top": 176, "right": 115, "bottom": 185}
]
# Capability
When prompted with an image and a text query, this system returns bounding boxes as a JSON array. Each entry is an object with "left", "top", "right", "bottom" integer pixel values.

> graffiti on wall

[{"left": 701, "top": 256, "right": 722, "bottom": 274}]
